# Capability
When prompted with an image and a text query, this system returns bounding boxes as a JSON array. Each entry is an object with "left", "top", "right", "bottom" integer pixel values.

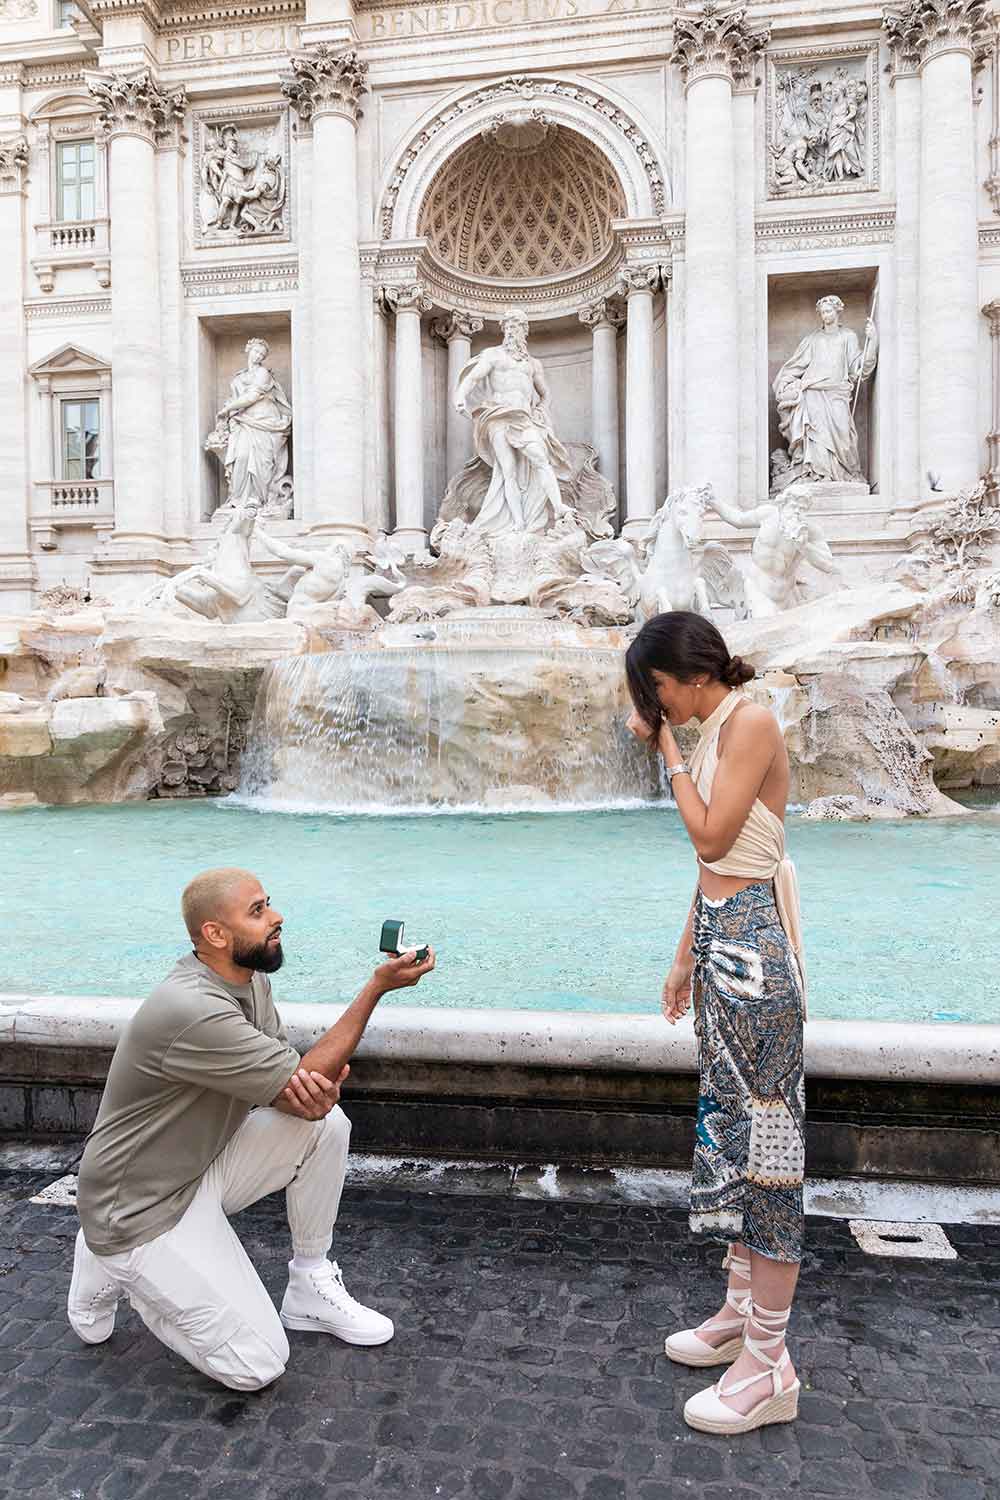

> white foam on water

[{"left": 221, "top": 791, "right": 666, "bottom": 819}]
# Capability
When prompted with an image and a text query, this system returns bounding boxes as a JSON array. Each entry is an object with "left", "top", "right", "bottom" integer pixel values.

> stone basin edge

[{"left": 1, "top": 995, "right": 996, "bottom": 1086}]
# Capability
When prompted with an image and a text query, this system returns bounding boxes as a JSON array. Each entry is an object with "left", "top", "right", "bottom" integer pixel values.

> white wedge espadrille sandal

[
  {"left": 683, "top": 1300, "right": 800, "bottom": 1435},
  {"left": 664, "top": 1252, "right": 751, "bottom": 1367}
]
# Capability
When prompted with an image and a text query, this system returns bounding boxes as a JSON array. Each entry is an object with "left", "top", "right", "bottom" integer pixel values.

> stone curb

[{"left": 2, "top": 993, "right": 997, "bottom": 1084}]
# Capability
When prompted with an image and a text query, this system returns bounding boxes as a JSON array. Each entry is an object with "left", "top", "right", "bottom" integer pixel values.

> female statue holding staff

[
  {"left": 626, "top": 612, "right": 806, "bottom": 1437},
  {"left": 773, "top": 292, "right": 877, "bottom": 483}
]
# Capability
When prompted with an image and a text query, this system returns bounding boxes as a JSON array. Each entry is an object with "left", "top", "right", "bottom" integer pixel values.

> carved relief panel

[
  {"left": 192, "top": 104, "right": 291, "bottom": 248},
  {"left": 766, "top": 43, "right": 880, "bottom": 201}
]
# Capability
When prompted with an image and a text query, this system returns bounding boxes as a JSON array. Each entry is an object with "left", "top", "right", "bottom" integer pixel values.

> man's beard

[
  {"left": 233, "top": 936, "right": 285, "bottom": 973},
  {"left": 780, "top": 510, "right": 807, "bottom": 543},
  {"left": 502, "top": 328, "right": 529, "bottom": 359}
]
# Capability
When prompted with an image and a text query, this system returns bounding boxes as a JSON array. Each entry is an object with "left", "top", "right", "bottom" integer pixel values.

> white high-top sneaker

[
  {"left": 279, "top": 1260, "right": 394, "bottom": 1345},
  {"left": 67, "top": 1228, "right": 120, "bottom": 1345}
]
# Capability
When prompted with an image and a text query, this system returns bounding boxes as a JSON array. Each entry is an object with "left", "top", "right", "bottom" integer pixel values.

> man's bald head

[
  {"left": 181, "top": 868, "right": 285, "bottom": 976},
  {"left": 182, "top": 867, "right": 261, "bottom": 944}
]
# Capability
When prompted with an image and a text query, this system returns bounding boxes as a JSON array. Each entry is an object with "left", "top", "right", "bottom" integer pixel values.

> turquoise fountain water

[{"left": 4, "top": 799, "right": 997, "bottom": 1024}]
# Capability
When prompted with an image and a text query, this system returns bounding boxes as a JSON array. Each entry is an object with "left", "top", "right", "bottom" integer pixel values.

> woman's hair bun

[{"left": 722, "top": 654, "right": 755, "bottom": 687}]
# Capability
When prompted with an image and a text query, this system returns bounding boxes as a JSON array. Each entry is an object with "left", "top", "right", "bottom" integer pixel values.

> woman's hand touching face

[{"left": 626, "top": 708, "right": 657, "bottom": 744}]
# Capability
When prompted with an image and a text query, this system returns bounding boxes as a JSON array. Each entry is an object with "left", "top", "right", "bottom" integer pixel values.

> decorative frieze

[
  {"left": 281, "top": 45, "right": 368, "bottom": 127},
  {"left": 767, "top": 44, "right": 880, "bottom": 200},
  {"left": 0, "top": 136, "right": 28, "bottom": 195},
  {"left": 193, "top": 105, "right": 291, "bottom": 247},
  {"left": 881, "top": 0, "right": 993, "bottom": 73},
  {"left": 86, "top": 70, "right": 187, "bottom": 146},
  {"left": 24, "top": 297, "right": 111, "bottom": 320},
  {"left": 180, "top": 258, "right": 298, "bottom": 299},
  {"left": 671, "top": 2, "right": 769, "bottom": 91}
]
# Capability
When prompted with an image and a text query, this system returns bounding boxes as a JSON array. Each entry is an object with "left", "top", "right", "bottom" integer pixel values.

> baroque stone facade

[{"left": 1, "top": 0, "right": 1000, "bottom": 610}]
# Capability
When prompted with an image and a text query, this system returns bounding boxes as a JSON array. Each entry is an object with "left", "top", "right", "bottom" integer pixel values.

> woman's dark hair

[{"left": 625, "top": 610, "right": 755, "bottom": 731}]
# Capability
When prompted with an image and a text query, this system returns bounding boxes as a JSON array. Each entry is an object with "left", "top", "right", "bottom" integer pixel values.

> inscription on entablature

[
  {"left": 363, "top": 0, "right": 662, "bottom": 39},
  {"left": 159, "top": 24, "right": 300, "bottom": 65}
]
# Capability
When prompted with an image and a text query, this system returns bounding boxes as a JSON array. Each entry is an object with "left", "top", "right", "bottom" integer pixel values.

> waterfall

[{"left": 239, "top": 610, "right": 659, "bottom": 812}]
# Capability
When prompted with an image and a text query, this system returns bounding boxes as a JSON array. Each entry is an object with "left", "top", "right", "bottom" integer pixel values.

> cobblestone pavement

[{"left": 0, "top": 1158, "right": 998, "bottom": 1500}]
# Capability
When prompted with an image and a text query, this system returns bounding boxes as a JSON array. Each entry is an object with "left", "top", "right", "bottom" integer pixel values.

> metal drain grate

[
  {"left": 849, "top": 1219, "right": 957, "bottom": 1260},
  {"left": 29, "top": 1174, "right": 78, "bottom": 1207}
]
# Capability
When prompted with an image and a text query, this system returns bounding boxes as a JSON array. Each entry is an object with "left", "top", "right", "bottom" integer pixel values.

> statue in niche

[
  {"left": 390, "top": 307, "right": 636, "bottom": 623},
  {"left": 204, "top": 337, "right": 293, "bottom": 517},
  {"left": 255, "top": 529, "right": 404, "bottom": 631},
  {"left": 772, "top": 294, "right": 877, "bottom": 487},
  {"left": 200, "top": 123, "right": 286, "bottom": 236},
  {"left": 701, "top": 483, "right": 842, "bottom": 619},
  {"left": 453, "top": 307, "right": 575, "bottom": 534},
  {"left": 771, "top": 63, "right": 869, "bottom": 194}
]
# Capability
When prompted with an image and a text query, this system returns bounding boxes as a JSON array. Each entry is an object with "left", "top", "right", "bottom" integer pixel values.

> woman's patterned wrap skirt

[{"left": 690, "top": 880, "right": 806, "bottom": 1263}]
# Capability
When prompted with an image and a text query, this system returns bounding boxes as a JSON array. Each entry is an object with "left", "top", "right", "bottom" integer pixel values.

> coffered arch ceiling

[{"left": 418, "top": 118, "right": 627, "bottom": 282}]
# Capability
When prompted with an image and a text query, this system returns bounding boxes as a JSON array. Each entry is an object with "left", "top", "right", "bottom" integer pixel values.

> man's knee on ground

[{"left": 205, "top": 1328, "right": 288, "bottom": 1392}]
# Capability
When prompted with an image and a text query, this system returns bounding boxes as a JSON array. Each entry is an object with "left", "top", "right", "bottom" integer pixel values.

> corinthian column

[
  {"left": 431, "top": 310, "right": 484, "bottom": 482},
  {"left": 385, "top": 283, "right": 433, "bottom": 553},
  {"left": 617, "top": 267, "right": 659, "bottom": 535},
  {"left": 283, "top": 46, "right": 369, "bottom": 545},
  {"left": 0, "top": 138, "right": 33, "bottom": 610},
  {"left": 86, "top": 70, "right": 185, "bottom": 554},
  {"left": 673, "top": 4, "right": 768, "bottom": 502},
  {"left": 579, "top": 297, "right": 625, "bottom": 500},
  {"left": 886, "top": 0, "right": 993, "bottom": 495},
  {"left": 882, "top": 10, "right": 923, "bottom": 502}
]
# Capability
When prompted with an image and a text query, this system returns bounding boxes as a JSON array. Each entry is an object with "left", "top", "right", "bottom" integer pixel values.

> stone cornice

[
  {"left": 756, "top": 208, "right": 897, "bottom": 248},
  {"left": 86, "top": 68, "right": 187, "bottom": 145},
  {"left": 281, "top": 44, "right": 367, "bottom": 126},
  {"left": 24, "top": 296, "right": 112, "bottom": 320},
  {"left": 671, "top": 2, "right": 770, "bottom": 91},
  {"left": 159, "top": 0, "right": 303, "bottom": 27},
  {"left": 180, "top": 256, "right": 297, "bottom": 298},
  {"left": 882, "top": 0, "right": 994, "bottom": 74},
  {"left": 88, "top": 0, "right": 164, "bottom": 24},
  {"left": 0, "top": 136, "right": 29, "bottom": 196}
]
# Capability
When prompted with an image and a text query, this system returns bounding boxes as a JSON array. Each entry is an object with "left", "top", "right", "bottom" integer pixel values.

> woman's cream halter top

[{"left": 688, "top": 689, "right": 806, "bottom": 1007}]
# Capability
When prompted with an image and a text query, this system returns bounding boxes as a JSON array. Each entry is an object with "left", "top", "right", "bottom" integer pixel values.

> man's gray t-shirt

[{"left": 77, "top": 954, "right": 300, "bottom": 1255}]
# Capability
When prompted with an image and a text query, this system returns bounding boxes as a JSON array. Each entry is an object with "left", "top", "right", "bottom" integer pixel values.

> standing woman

[{"left": 625, "top": 611, "right": 806, "bottom": 1436}]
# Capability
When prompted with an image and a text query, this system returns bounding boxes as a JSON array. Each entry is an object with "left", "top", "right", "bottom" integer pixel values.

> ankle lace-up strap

[
  {"left": 726, "top": 1253, "right": 751, "bottom": 1281},
  {"left": 702, "top": 1285, "right": 751, "bottom": 1337},
  {"left": 717, "top": 1301, "right": 791, "bottom": 1400}
]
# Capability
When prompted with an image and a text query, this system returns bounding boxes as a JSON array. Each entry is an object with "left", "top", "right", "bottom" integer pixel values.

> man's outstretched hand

[
  {"left": 274, "top": 1064, "right": 349, "bottom": 1120},
  {"left": 374, "top": 947, "right": 436, "bottom": 993}
]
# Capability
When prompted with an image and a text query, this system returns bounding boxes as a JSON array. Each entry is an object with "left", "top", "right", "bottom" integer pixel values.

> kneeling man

[{"left": 68, "top": 867, "right": 434, "bottom": 1390}]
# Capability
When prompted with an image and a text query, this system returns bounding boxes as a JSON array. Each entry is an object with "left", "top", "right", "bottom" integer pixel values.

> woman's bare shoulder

[{"left": 727, "top": 697, "right": 783, "bottom": 746}]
